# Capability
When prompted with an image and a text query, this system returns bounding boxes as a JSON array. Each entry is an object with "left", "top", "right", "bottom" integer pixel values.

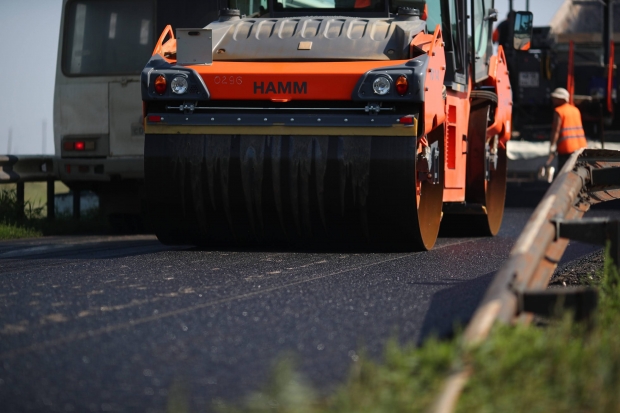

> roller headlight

[
  {"left": 372, "top": 76, "right": 391, "bottom": 95},
  {"left": 171, "top": 76, "right": 189, "bottom": 95}
]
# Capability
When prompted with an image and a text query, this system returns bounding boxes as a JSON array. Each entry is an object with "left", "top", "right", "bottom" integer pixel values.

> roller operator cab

[{"left": 142, "top": 0, "right": 533, "bottom": 249}]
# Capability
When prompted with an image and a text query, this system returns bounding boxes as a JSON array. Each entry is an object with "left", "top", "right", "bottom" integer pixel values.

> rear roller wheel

[
  {"left": 477, "top": 142, "right": 507, "bottom": 236},
  {"left": 462, "top": 101, "right": 507, "bottom": 236}
]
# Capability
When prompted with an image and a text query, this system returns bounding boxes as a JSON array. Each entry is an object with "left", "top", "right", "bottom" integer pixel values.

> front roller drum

[{"left": 144, "top": 133, "right": 444, "bottom": 250}]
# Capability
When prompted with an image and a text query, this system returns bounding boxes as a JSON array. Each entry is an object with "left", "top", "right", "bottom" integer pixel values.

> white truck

[{"left": 53, "top": 0, "right": 226, "bottom": 225}]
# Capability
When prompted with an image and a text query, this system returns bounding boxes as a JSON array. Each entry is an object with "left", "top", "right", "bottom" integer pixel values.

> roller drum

[{"left": 145, "top": 133, "right": 438, "bottom": 249}]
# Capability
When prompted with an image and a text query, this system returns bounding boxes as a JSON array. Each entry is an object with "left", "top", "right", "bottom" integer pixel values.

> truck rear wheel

[{"left": 145, "top": 132, "right": 444, "bottom": 250}]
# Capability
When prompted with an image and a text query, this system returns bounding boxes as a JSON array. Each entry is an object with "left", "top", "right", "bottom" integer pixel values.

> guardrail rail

[{"left": 0, "top": 155, "right": 57, "bottom": 219}]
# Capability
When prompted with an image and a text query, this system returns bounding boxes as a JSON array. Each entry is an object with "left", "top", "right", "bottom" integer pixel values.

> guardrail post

[
  {"left": 520, "top": 287, "right": 598, "bottom": 321},
  {"left": 16, "top": 182, "right": 25, "bottom": 219},
  {"left": 553, "top": 218, "right": 620, "bottom": 270},
  {"left": 46, "top": 179, "right": 55, "bottom": 221},
  {"left": 73, "top": 189, "right": 81, "bottom": 220},
  {"left": 590, "top": 166, "right": 620, "bottom": 187}
]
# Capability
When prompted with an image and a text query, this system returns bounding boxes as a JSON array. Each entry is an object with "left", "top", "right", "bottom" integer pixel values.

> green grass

[
  {"left": 0, "top": 222, "right": 42, "bottom": 239},
  {"left": 0, "top": 186, "right": 106, "bottom": 240},
  {"left": 211, "top": 251, "right": 620, "bottom": 413},
  {"left": 0, "top": 182, "right": 69, "bottom": 218},
  {"left": 458, "top": 256, "right": 620, "bottom": 412},
  {"left": 0, "top": 186, "right": 45, "bottom": 239}
]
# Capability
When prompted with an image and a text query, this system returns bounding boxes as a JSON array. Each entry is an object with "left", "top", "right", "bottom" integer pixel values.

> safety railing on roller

[
  {"left": 0, "top": 155, "right": 57, "bottom": 219},
  {"left": 431, "top": 148, "right": 620, "bottom": 413}
]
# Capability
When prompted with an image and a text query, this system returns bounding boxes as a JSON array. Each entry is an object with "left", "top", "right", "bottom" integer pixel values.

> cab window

[
  {"left": 62, "top": 0, "right": 154, "bottom": 76},
  {"left": 472, "top": 0, "right": 488, "bottom": 59},
  {"left": 232, "top": 0, "right": 269, "bottom": 16},
  {"left": 274, "top": 0, "right": 385, "bottom": 11}
]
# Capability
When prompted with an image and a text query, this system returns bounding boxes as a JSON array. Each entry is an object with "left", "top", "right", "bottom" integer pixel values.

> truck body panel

[{"left": 53, "top": 0, "right": 222, "bottom": 220}]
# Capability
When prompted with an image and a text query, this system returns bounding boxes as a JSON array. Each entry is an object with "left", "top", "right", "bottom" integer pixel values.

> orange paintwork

[
  {"left": 485, "top": 46, "right": 512, "bottom": 148},
  {"left": 153, "top": 25, "right": 176, "bottom": 57},
  {"left": 410, "top": 26, "right": 466, "bottom": 201},
  {"left": 443, "top": 85, "right": 471, "bottom": 200},
  {"left": 186, "top": 60, "right": 410, "bottom": 101},
  {"left": 421, "top": 26, "right": 447, "bottom": 135},
  {"left": 152, "top": 27, "right": 411, "bottom": 101},
  {"left": 410, "top": 31, "right": 434, "bottom": 54}
]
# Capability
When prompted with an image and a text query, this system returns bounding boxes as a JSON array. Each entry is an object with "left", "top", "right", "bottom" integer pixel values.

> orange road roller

[{"left": 141, "top": 0, "right": 533, "bottom": 250}]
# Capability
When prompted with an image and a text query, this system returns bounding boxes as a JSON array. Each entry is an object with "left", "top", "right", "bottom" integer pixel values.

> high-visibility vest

[{"left": 555, "top": 103, "right": 587, "bottom": 154}]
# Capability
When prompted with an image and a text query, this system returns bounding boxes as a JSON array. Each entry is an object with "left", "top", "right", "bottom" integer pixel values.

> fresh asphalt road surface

[{"left": 0, "top": 206, "right": 609, "bottom": 413}]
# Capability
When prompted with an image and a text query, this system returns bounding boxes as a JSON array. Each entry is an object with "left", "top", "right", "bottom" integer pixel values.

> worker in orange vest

[{"left": 546, "top": 87, "right": 588, "bottom": 173}]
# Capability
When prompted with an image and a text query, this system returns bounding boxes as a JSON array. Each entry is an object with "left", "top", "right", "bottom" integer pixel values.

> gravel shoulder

[{"left": 549, "top": 249, "right": 605, "bottom": 287}]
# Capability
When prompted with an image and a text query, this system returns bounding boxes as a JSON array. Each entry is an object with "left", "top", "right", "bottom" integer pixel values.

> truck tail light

[{"left": 63, "top": 140, "right": 96, "bottom": 151}]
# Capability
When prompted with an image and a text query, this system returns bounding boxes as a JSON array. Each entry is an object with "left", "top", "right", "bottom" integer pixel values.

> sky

[{"left": 0, "top": 0, "right": 565, "bottom": 155}]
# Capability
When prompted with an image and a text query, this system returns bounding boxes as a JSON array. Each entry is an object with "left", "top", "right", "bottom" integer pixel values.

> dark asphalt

[{"left": 0, "top": 205, "right": 607, "bottom": 413}]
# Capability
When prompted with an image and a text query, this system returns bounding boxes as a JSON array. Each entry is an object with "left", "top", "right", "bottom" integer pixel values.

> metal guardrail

[
  {"left": 0, "top": 155, "right": 55, "bottom": 183},
  {"left": 432, "top": 148, "right": 620, "bottom": 413},
  {"left": 0, "top": 155, "right": 58, "bottom": 219}
]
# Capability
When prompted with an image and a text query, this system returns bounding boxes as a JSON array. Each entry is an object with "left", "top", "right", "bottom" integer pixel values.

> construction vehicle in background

[
  {"left": 54, "top": 0, "right": 222, "bottom": 227},
  {"left": 142, "top": 0, "right": 533, "bottom": 250},
  {"left": 507, "top": 0, "right": 618, "bottom": 181}
]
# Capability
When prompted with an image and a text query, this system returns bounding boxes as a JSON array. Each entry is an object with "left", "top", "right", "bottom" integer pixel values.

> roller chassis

[{"left": 142, "top": 2, "right": 515, "bottom": 250}]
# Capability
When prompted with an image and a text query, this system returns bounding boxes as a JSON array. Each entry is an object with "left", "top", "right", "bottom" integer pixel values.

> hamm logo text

[{"left": 253, "top": 81, "right": 307, "bottom": 94}]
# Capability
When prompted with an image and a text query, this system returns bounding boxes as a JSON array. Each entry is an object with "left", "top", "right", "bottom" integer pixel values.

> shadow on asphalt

[
  {"left": 417, "top": 271, "right": 495, "bottom": 343},
  {"left": 437, "top": 183, "right": 547, "bottom": 238},
  {"left": 505, "top": 181, "right": 549, "bottom": 208}
]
